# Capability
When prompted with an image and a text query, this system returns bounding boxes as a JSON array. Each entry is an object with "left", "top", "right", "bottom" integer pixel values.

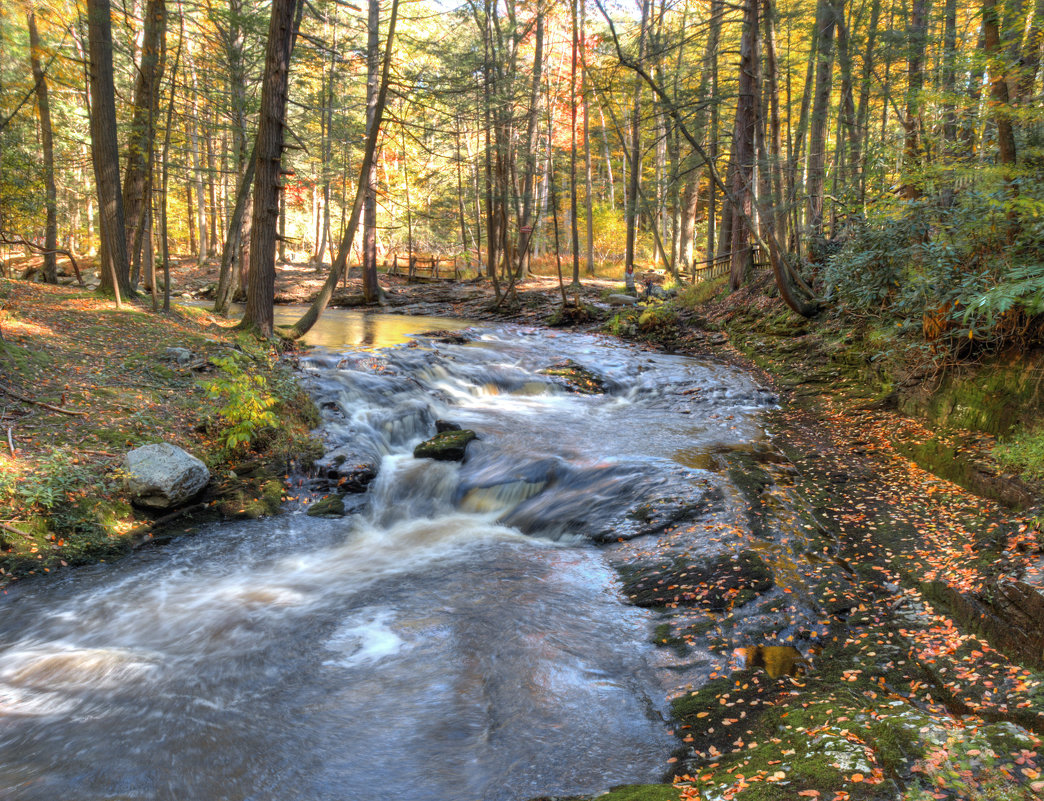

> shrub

[{"left": 204, "top": 352, "right": 279, "bottom": 455}]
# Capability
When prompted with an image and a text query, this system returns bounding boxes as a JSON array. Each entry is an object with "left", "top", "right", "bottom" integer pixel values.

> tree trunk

[
  {"left": 901, "top": 0, "right": 929, "bottom": 198},
  {"left": 121, "top": 0, "right": 166, "bottom": 285},
  {"left": 569, "top": 0, "right": 581, "bottom": 286},
  {"left": 807, "top": 0, "right": 837, "bottom": 237},
  {"left": 984, "top": 0, "right": 1017, "bottom": 165},
  {"left": 582, "top": 0, "right": 595, "bottom": 276},
  {"left": 87, "top": 0, "right": 132, "bottom": 301},
  {"left": 240, "top": 0, "right": 302, "bottom": 337},
  {"left": 624, "top": 0, "right": 651, "bottom": 293},
  {"left": 362, "top": 0, "right": 380, "bottom": 303},
  {"left": 27, "top": 11, "right": 58, "bottom": 284},
  {"left": 728, "top": 0, "right": 760, "bottom": 290},
  {"left": 516, "top": 1, "right": 544, "bottom": 278}
]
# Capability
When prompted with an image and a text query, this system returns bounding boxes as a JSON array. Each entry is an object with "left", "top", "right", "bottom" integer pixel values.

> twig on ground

[
  {"left": 0, "top": 383, "right": 88, "bottom": 416},
  {"left": 0, "top": 521, "right": 34, "bottom": 541}
]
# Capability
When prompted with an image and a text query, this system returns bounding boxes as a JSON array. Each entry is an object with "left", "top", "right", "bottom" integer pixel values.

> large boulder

[{"left": 123, "top": 443, "right": 210, "bottom": 508}]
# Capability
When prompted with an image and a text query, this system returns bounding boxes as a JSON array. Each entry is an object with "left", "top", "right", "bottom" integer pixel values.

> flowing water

[{"left": 0, "top": 310, "right": 777, "bottom": 801}]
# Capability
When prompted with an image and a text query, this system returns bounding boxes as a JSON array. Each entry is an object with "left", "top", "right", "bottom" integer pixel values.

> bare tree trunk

[
  {"left": 361, "top": 0, "right": 380, "bottom": 303},
  {"left": 624, "top": 0, "right": 651, "bottom": 293},
  {"left": 215, "top": 140, "right": 256, "bottom": 314},
  {"left": 984, "top": 0, "right": 1017, "bottom": 165},
  {"left": 516, "top": 1, "right": 544, "bottom": 278},
  {"left": 121, "top": 0, "right": 166, "bottom": 285},
  {"left": 241, "top": 0, "right": 302, "bottom": 336},
  {"left": 852, "top": 0, "right": 880, "bottom": 204},
  {"left": 569, "top": 0, "right": 581, "bottom": 286},
  {"left": 728, "top": 0, "right": 760, "bottom": 290},
  {"left": 807, "top": 0, "right": 837, "bottom": 237},
  {"left": 27, "top": 10, "right": 58, "bottom": 284},
  {"left": 205, "top": 112, "right": 219, "bottom": 256},
  {"left": 188, "top": 65, "right": 208, "bottom": 263},
  {"left": 582, "top": 0, "right": 595, "bottom": 276},
  {"left": 901, "top": 0, "right": 928, "bottom": 198},
  {"left": 159, "top": 12, "right": 182, "bottom": 311},
  {"left": 87, "top": 0, "right": 132, "bottom": 302}
]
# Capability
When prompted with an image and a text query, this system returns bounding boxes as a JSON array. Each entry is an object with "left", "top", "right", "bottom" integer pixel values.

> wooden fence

[
  {"left": 385, "top": 252, "right": 476, "bottom": 282},
  {"left": 690, "top": 245, "right": 769, "bottom": 283}
]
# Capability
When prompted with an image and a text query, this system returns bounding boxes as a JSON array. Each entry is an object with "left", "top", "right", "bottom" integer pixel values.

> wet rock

[
  {"left": 924, "top": 578, "right": 1044, "bottom": 669},
  {"left": 621, "top": 550, "right": 774, "bottom": 612},
  {"left": 435, "top": 419, "right": 461, "bottom": 433},
  {"left": 608, "top": 293, "right": 638, "bottom": 306},
  {"left": 306, "top": 495, "right": 346, "bottom": 518},
  {"left": 590, "top": 490, "right": 723, "bottom": 543},
  {"left": 413, "top": 429, "right": 478, "bottom": 461},
  {"left": 539, "top": 359, "right": 606, "bottom": 394},
  {"left": 317, "top": 449, "right": 380, "bottom": 494},
  {"left": 419, "top": 329, "right": 471, "bottom": 344},
  {"left": 123, "top": 443, "right": 210, "bottom": 509}
]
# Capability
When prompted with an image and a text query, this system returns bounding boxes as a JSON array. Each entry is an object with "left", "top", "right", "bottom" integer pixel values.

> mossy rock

[
  {"left": 306, "top": 495, "right": 346, "bottom": 518},
  {"left": 413, "top": 429, "right": 478, "bottom": 461},
  {"left": 539, "top": 359, "right": 606, "bottom": 394}
]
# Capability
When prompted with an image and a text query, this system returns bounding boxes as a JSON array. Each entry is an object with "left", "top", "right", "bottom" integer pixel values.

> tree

[
  {"left": 240, "top": 0, "right": 303, "bottom": 337},
  {"left": 87, "top": 0, "right": 133, "bottom": 302},
  {"left": 27, "top": 9, "right": 57, "bottom": 284},
  {"left": 361, "top": 0, "right": 380, "bottom": 303},
  {"left": 287, "top": 0, "right": 399, "bottom": 339},
  {"left": 121, "top": 0, "right": 167, "bottom": 285}
]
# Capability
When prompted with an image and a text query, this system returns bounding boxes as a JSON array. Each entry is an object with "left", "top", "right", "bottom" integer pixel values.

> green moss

[
  {"left": 414, "top": 429, "right": 477, "bottom": 461},
  {"left": 306, "top": 494, "right": 346, "bottom": 518},
  {"left": 868, "top": 717, "right": 923, "bottom": 774},
  {"left": 994, "top": 427, "right": 1044, "bottom": 480},
  {"left": 586, "top": 785, "right": 680, "bottom": 801}
]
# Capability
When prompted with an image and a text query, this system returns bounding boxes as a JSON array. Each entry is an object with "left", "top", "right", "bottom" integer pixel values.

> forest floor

[{"left": 0, "top": 275, "right": 321, "bottom": 584}]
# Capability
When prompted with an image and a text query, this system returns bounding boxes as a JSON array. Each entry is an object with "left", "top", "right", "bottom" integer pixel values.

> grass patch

[
  {"left": 993, "top": 427, "right": 1044, "bottom": 480},
  {"left": 676, "top": 277, "right": 727, "bottom": 310}
]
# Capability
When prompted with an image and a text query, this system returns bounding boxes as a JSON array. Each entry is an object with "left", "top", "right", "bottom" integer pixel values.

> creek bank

[
  {"left": 0, "top": 279, "right": 322, "bottom": 584},
  {"left": 463, "top": 281, "right": 1043, "bottom": 799}
]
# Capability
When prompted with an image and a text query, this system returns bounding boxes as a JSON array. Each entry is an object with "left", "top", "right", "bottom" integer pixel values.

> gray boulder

[
  {"left": 123, "top": 443, "right": 210, "bottom": 508},
  {"left": 163, "top": 347, "right": 194, "bottom": 366},
  {"left": 607, "top": 294, "right": 638, "bottom": 306}
]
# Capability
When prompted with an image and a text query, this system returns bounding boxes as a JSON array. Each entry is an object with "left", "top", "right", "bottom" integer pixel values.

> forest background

[{"left": 2, "top": 0, "right": 1042, "bottom": 337}]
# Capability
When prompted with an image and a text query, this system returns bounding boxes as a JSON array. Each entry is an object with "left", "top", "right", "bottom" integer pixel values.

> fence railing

[
  {"left": 385, "top": 252, "right": 474, "bottom": 282},
  {"left": 690, "top": 245, "right": 769, "bottom": 283}
]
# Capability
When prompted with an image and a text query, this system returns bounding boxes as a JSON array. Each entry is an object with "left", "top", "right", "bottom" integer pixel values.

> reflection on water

[{"left": 274, "top": 305, "right": 473, "bottom": 348}]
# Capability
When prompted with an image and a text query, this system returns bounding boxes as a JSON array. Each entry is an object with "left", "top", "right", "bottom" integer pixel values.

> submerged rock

[
  {"left": 413, "top": 429, "right": 478, "bottom": 461},
  {"left": 123, "top": 443, "right": 210, "bottom": 508},
  {"left": 539, "top": 359, "right": 606, "bottom": 394},
  {"left": 621, "top": 549, "right": 775, "bottom": 612}
]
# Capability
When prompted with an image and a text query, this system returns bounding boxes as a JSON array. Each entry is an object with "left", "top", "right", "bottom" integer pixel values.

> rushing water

[{"left": 0, "top": 310, "right": 776, "bottom": 801}]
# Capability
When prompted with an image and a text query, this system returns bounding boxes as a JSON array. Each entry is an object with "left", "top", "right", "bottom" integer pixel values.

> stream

[{"left": 0, "top": 310, "right": 778, "bottom": 801}]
